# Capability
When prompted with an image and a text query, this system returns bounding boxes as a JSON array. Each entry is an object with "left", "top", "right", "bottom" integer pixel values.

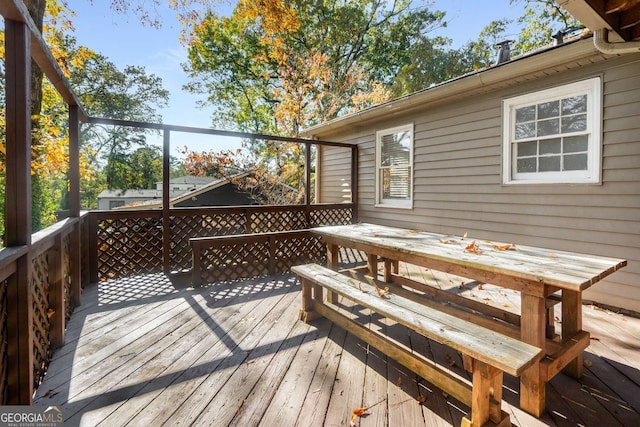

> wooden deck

[{"left": 35, "top": 264, "right": 640, "bottom": 427}]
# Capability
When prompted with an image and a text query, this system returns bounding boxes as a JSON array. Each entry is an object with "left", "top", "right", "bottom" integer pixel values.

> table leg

[
  {"left": 327, "top": 242, "right": 339, "bottom": 271},
  {"left": 326, "top": 242, "right": 339, "bottom": 303},
  {"left": 367, "top": 253, "right": 378, "bottom": 278},
  {"left": 562, "top": 290, "right": 583, "bottom": 378},
  {"left": 519, "top": 293, "right": 547, "bottom": 417}
]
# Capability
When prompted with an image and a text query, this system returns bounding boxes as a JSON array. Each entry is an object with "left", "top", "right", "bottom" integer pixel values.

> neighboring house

[
  {"left": 157, "top": 175, "right": 218, "bottom": 191},
  {"left": 302, "top": 34, "right": 640, "bottom": 313},
  {"left": 98, "top": 176, "right": 217, "bottom": 210},
  {"left": 115, "top": 171, "right": 267, "bottom": 210}
]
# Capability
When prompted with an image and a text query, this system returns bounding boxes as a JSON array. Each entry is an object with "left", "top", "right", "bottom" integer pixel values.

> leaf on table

[
  {"left": 465, "top": 240, "right": 482, "bottom": 254},
  {"left": 439, "top": 238, "right": 457, "bottom": 244},
  {"left": 477, "top": 283, "right": 484, "bottom": 290},
  {"left": 375, "top": 286, "right": 390, "bottom": 298},
  {"left": 357, "top": 282, "right": 369, "bottom": 294},
  {"left": 548, "top": 253, "right": 558, "bottom": 258},
  {"left": 493, "top": 243, "right": 516, "bottom": 251}
]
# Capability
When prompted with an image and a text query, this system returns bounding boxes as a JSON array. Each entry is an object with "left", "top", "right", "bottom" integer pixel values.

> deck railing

[
  {"left": 0, "top": 215, "right": 86, "bottom": 404},
  {"left": 0, "top": 204, "right": 353, "bottom": 405},
  {"left": 90, "top": 203, "right": 354, "bottom": 282}
]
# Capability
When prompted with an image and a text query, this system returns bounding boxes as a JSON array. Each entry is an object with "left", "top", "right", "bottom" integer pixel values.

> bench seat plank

[{"left": 292, "top": 263, "right": 543, "bottom": 377}]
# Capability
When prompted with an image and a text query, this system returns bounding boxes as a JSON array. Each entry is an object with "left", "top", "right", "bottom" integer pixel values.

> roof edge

[{"left": 301, "top": 37, "right": 601, "bottom": 139}]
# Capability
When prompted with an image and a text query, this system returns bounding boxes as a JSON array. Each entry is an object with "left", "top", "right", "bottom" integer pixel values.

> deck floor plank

[{"left": 33, "top": 267, "right": 640, "bottom": 427}]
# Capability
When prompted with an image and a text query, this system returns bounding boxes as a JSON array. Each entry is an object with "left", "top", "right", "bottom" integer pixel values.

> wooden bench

[{"left": 291, "top": 263, "right": 544, "bottom": 427}]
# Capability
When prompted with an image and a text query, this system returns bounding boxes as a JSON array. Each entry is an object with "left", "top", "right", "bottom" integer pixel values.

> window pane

[
  {"left": 517, "top": 141, "right": 537, "bottom": 156},
  {"left": 516, "top": 105, "right": 536, "bottom": 123},
  {"left": 562, "top": 95, "right": 587, "bottom": 114},
  {"left": 517, "top": 158, "right": 537, "bottom": 173},
  {"left": 537, "top": 101, "right": 559, "bottom": 119},
  {"left": 564, "top": 135, "right": 588, "bottom": 153},
  {"left": 515, "top": 123, "right": 536, "bottom": 140},
  {"left": 564, "top": 153, "right": 588, "bottom": 170},
  {"left": 381, "top": 131, "right": 410, "bottom": 167},
  {"left": 561, "top": 114, "right": 587, "bottom": 133},
  {"left": 539, "top": 156, "right": 561, "bottom": 171},
  {"left": 382, "top": 167, "right": 410, "bottom": 199},
  {"left": 537, "top": 118, "right": 559, "bottom": 136},
  {"left": 540, "top": 138, "right": 561, "bottom": 154}
]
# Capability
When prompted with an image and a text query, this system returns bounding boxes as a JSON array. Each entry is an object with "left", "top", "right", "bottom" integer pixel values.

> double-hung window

[
  {"left": 502, "top": 77, "right": 602, "bottom": 184},
  {"left": 376, "top": 124, "right": 413, "bottom": 208}
]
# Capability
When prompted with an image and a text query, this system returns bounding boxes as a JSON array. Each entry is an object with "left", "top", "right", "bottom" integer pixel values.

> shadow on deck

[{"left": 35, "top": 269, "right": 640, "bottom": 427}]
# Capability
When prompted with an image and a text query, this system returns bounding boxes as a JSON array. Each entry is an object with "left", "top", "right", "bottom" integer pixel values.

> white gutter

[{"left": 594, "top": 28, "right": 640, "bottom": 54}]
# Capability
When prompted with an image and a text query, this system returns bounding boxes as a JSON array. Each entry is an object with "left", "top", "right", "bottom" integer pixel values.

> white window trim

[
  {"left": 502, "top": 77, "right": 602, "bottom": 185},
  {"left": 375, "top": 123, "right": 414, "bottom": 209}
]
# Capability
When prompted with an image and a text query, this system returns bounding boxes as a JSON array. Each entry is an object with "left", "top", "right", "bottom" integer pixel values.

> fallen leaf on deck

[
  {"left": 503, "top": 304, "right": 510, "bottom": 308},
  {"left": 477, "top": 283, "right": 484, "bottom": 290},
  {"left": 396, "top": 376, "right": 403, "bottom": 387},
  {"left": 590, "top": 336, "right": 600, "bottom": 341},
  {"left": 493, "top": 243, "right": 516, "bottom": 251},
  {"left": 548, "top": 253, "right": 558, "bottom": 258},
  {"left": 352, "top": 407, "right": 368, "bottom": 419},
  {"left": 462, "top": 232, "right": 468, "bottom": 240},
  {"left": 417, "top": 395, "right": 427, "bottom": 404},
  {"left": 584, "top": 359, "right": 593, "bottom": 367},
  {"left": 465, "top": 240, "right": 482, "bottom": 254}
]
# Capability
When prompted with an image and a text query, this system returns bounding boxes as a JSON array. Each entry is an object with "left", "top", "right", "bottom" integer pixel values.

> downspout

[{"left": 594, "top": 28, "right": 640, "bottom": 54}]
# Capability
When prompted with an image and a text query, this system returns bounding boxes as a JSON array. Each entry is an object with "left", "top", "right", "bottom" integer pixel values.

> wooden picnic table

[{"left": 312, "top": 222, "right": 627, "bottom": 417}]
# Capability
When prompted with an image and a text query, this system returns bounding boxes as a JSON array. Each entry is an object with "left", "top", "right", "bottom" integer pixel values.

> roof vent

[
  {"left": 496, "top": 40, "right": 513, "bottom": 64},
  {"left": 552, "top": 30, "right": 564, "bottom": 45}
]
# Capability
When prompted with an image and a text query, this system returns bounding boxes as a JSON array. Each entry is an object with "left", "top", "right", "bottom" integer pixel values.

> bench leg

[
  {"left": 462, "top": 360, "right": 510, "bottom": 427},
  {"left": 298, "top": 277, "right": 323, "bottom": 322}
]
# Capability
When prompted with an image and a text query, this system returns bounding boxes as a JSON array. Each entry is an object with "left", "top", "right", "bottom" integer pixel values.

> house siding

[{"left": 316, "top": 50, "right": 640, "bottom": 313}]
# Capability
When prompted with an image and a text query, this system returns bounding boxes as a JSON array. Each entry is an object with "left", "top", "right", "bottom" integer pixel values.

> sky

[{"left": 64, "top": 0, "right": 527, "bottom": 154}]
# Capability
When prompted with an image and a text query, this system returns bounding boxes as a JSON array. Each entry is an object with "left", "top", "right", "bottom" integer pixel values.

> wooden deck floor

[{"left": 35, "top": 265, "right": 640, "bottom": 427}]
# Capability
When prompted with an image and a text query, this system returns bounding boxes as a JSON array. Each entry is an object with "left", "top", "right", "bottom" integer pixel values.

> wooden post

[
  {"left": 162, "top": 129, "right": 171, "bottom": 274},
  {"left": 48, "top": 235, "right": 65, "bottom": 348},
  {"left": 191, "top": 240, "right": 202, "bottom": 287},
  {"left": 88, "top": 213, "right": 99, "bottom": 283},
  {"left": 267, "top": 234, "right": 276, "bottom": 275},
  {"left": 69, "top": 106, "right": 82, "bottom": 306},
  {"left": 304, "top": 142, "right": 312, "bottom": 227},
  {"left": 4, "top": 18, "right": 34, "bottom": 405}
]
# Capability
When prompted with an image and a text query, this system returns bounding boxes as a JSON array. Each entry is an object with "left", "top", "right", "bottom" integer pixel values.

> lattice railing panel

[
  {"left": 200, "top": 241, "right": 270, "bottom": 284},
  {"left": 273, "top": 234, "right": 326, "bottom": 272},
  {"left": 250, "top": 210, "right": 308, "bottom": 233},
  {"left": 97, "top": 216, "right": 163, "bottom": 281},
  {"left": 310, "top": 207, "right": 353, "bottom": 226},
  {"left": 63, "top": 233, "right": 73, "bottom": 322},
  {"left": 171, "top": 212, "right": 247, "bottom": 271},
  {"left": 31, "top": 252, "right": 51, "bottom": 389},
  {"left": 0, "top": 279, "right": 7, "bottom": 405}
]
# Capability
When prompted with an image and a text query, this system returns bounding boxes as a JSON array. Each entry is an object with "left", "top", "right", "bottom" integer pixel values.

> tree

[{"left": 183, "top": 0, "right": 447, "bottom": 135}]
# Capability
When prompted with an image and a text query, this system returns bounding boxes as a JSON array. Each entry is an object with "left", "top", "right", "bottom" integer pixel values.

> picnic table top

[{"left": 313, "top": 223, "right": 627, "bottom": 292}]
